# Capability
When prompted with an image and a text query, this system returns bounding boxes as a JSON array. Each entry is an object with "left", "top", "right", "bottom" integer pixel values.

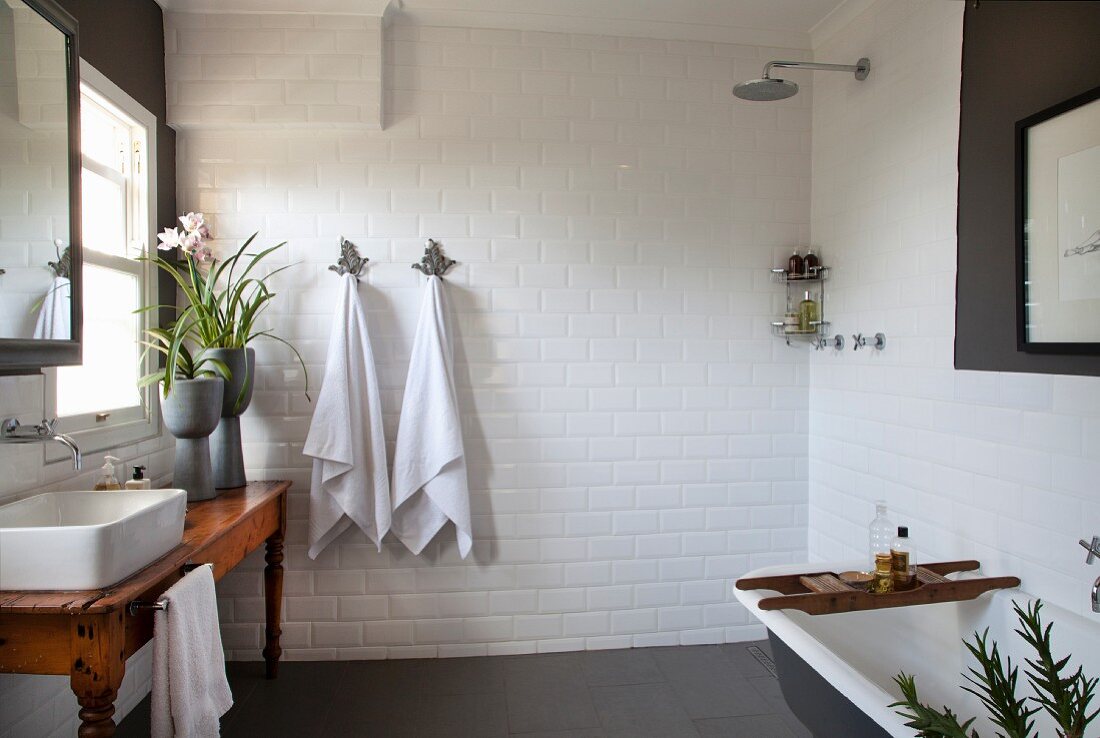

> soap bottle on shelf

[
  {"left": 93, "top": 456, "right": 122, "bottom": 491},
  {"left": 798, "top": 291, "right": 819, "bottom": 332},
  {"left": 891, "top": 526, "right": 915, "bottom": 590},
  {"left": 804, "top": 249, "right": 820, "bottom": 275},
  {"left": 124, "top": 465, "right": 151, "bottom": 490},
  {"left": 787, "top": 249, "right": 803, "bottom": 277},
  {"left": 868, "top": 500, "right": 893, "bottom": 569}
]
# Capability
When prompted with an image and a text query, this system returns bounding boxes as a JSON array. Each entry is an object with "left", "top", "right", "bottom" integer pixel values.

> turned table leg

[
  {"left": 70, "top": 612, "right": 125, "bottom": 738},
  {"left": 262, "top": 530, "right": 284, "bottom": 679}
]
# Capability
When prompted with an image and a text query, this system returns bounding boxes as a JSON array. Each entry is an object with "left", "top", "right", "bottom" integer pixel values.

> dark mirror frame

[
  {"left": 1015, "top": 84, "right": 1100, "bottom": 356},
  {"left": 0, "top": 0, "right": 81, "bottom": 375}
]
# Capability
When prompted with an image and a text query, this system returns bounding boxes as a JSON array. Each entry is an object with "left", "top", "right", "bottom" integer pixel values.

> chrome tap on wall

[
  {"left": 0, "top": 417, "right": 82, "bottom": 470},
  {"left": 1080, "top": 536, "right": 1100, "bottom": 613}
]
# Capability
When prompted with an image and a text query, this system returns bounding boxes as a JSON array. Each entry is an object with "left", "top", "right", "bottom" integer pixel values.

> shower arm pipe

[{"left": 762, "top": 59, "right": 870, "bottom": 79}]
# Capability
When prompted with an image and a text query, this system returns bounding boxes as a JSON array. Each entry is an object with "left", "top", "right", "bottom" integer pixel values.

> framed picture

[{"left": 1017, "top": 84, "right": 1100, "bottom": 353}]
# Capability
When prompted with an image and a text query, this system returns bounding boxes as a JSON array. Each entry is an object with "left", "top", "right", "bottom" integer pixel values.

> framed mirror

[{"left": 0, "top": 0, "right": 81, "bottom": 373}]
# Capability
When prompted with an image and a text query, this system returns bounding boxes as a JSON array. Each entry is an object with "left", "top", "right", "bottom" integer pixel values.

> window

[{"left": 44, "top": 63, "right": 159, "bottom": 458}]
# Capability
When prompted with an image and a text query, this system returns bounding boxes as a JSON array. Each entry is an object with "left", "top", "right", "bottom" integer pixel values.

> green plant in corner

[{"left": 891, "top": 600, "right": 1098, "bottom": 738}]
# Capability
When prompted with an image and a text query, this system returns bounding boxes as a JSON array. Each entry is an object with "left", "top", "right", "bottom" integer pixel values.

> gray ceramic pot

[
  {"left": 160, "top": 377, "right": 223, "bottom": 502},
  {"left": 203, "top": 347, "right": 255, "bottom": 490}
]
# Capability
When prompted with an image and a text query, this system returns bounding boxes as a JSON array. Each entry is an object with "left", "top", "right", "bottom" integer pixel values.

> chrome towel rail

[{"left": 126, "top": 562, "right": 205, "bottom": 616}]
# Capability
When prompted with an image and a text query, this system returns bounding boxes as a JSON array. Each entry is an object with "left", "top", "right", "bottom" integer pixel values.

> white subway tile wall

[
  {"left": 166, "top": 15, "right": 813, "bottom": 660},
  {"left": 809, "top": 0, "right": 1100, "bottom": 619},
  {"left": 165, "top": 12, "right": 384, "bottom": 129}
]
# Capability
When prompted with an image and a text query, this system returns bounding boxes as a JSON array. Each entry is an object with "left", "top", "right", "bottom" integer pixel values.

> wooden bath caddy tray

[{"left": 735, "top": 560, "right": 1020, "bottom": 616}]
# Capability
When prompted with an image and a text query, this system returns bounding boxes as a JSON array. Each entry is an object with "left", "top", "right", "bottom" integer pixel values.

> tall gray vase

[
  {"left": 160, "top": 378, "right": 223, "bottom": 502},
  {"left": 205, "top": 347, "right": 255, "bottom": 490}
]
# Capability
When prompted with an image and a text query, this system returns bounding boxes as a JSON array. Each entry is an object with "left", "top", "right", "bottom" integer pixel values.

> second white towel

[
  {"left": 304, "top": 273, "right": 391, "bottom": 557},
  {"left": 391, "top": 275, "right": 472, "bottom": 558},
  {"left": 151, "top": 564, "right": 232, "bottom": 738}
]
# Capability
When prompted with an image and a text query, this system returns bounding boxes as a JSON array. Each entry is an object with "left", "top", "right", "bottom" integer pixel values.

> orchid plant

[
  {"left": 139, "top": 212, "right": 309, "bottom": 401},
  {"left": 157, "top": 212, "right": 213, "bottom": 263}
]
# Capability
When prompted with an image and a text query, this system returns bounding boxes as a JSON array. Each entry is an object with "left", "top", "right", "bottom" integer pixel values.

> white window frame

[{"left": 42, "top": 61, "right": 159, "bottom": 461}]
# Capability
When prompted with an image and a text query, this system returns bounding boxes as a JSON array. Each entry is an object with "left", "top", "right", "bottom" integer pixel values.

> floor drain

[{"left": 746, "top": 645, "right": 778, "bottom": 678}]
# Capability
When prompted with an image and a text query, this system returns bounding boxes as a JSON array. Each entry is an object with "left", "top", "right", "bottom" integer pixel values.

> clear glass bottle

[
  {"left": 891, "top": 526, "right": 914, "bottom": 590},
  {"left": 93, "top": 455, "right": 122, "bottom": 491},
  {"left": 868, "top": 500, "right": 893, "bottom": 569},
  {"left": 798, "top": 291, "right": 819, "bottom": 332}
]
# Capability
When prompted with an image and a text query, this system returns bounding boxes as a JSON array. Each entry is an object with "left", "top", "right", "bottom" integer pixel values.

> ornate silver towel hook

[
  {"left": 329, "top": 236, "right": 368, "bottom": 279},
  {"left": 48, "top": 240, "right": 71, "bottom": 280},
  {"left": 412, "top": 238, "right": 456, "bottom": 278}
]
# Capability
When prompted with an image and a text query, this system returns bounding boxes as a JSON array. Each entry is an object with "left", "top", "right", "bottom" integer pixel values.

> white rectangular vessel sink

[{"left": 0, "top": 489, "right": 187, "bottom": 591}]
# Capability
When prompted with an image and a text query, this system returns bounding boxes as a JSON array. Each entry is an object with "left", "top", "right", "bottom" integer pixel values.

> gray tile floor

[{"left": 117, "top": 641, "right": 812, "bottom": 737}]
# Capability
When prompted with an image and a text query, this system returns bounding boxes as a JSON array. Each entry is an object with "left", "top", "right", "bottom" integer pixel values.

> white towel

[
  {"left": 304, "top": 273, "right": 391, "bottom": 557},
  {"left": 391, "top": 275, "right": 472, "bottom": 558},
  {"left": 32, "top": 276, "right": 70, "bottom": 340},
  {"left": 151, "top": 564, "right": 232, "bottom": 738}
]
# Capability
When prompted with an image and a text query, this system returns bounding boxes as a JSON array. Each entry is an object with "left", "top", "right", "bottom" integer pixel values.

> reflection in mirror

[{"left": 0, "top": 0, "right": 72, "bottom": 340}]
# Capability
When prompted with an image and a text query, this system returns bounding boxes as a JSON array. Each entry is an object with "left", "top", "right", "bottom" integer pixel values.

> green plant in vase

[
  {"left": 137, "top": 309, "right": 229, "bottom": 502},
  {"left": 142, "top": 212, "right": 309, "bottom": 490}
]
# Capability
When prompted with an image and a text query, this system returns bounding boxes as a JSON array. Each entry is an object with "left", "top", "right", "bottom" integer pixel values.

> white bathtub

[{"left": 735, "top": 562, "right": 1100, "bottom": 738}]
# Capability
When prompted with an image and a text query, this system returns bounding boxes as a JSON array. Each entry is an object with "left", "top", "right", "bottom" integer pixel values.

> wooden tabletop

[{"left": 0, "top": 481, "right": 290, "bottom": 615}]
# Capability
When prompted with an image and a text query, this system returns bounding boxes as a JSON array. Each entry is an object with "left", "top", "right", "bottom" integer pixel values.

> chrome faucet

[
  {"left": 1080, "top": 536, "right": 1100, "bottom": 613},
  {"left": 0, "top": 417, "right": 82, "bottom": 470}
]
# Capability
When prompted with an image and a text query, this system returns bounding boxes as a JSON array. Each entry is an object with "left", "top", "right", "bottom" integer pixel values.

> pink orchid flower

[
  {"left": 178, "top": 232, "right": 200, "bottom": 252},
  {"left": 179, "top": 212, "right": 205, "bottom": 233},
  {"left": 157, "top": 227, "right": 181, "bottom": 250}
]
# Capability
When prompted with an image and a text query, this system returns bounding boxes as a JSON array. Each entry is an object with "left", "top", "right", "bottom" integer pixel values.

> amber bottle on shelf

[
  {"left": 803, "top": 249, "right": 820, "bottom": 275},
  {"left": 787, "top": 249, "right": 803, "bottom": 277}
]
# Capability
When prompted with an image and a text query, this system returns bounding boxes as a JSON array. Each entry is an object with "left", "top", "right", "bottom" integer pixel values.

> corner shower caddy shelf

[
  {"left": 735, "top": 560, "right": 1020, "bottom": 616},
  {"left": 770, "top": 266, "right": 830, "bottom": 347}
]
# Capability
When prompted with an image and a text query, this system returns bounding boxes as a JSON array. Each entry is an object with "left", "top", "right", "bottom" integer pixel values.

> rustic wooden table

[{"left": 0, "top": 481, "right": 290, "bottom": 737}]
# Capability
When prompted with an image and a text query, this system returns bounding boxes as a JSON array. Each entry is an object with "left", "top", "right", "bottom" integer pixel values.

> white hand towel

[
  {"left": 151, "top": 564, "right": 232, "bottom": 738},
  {"left": 304, "top": 273, "right": 391, "bottom": 557},
  {"left": 391, "top": 275, "right": 472, "bottom": 558},
  {"left": 32, "top": 276, "right": 70, "bottom": 340}
]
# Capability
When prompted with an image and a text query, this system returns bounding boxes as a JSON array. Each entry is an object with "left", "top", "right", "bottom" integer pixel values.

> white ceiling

[{"left": 153, "top": 0, "right": 853, "bottom": 49}]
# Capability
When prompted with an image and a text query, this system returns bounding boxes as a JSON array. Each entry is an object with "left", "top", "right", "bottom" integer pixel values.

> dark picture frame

[
  {"left": 0, "top": 0, "right": 82, "bottom": 375},
  {"left": 1016, "top": 84, "right": 1100, "bottom": 354}
]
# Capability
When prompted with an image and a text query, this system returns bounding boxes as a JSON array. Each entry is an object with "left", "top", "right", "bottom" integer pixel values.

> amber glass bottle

[
  {"left": 787, "top": 249, "right": 803, "bottom": 277},
  {"left": 872, "top": 552, "right": 894, "bottom": 594}
]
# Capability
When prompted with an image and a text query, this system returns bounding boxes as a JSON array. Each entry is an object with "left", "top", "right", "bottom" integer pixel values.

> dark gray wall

[
  {"left": 56, "top": 0, "right": 174, "bottom": 233},
  {"left": 955, "top": 1, "right": 1100, "bottom": 375}
]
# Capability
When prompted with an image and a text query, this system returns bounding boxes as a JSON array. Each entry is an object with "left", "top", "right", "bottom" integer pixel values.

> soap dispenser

[
  {"left": 93, "top": 456, "right": 122, "bottom": 491},
  {"left": 125, "top": 465, "right": 151, "bottom": 490},
  {"left": 798, "top": 290, "right": 819, "bottom": 332}
]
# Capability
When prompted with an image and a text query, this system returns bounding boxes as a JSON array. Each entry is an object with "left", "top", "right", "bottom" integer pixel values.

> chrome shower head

[
  {"left": 733, "top": 57, "right": 870, "bottom": 102},
  {"left": 732, "top": 77, "right": 799, "bottom": 101}
]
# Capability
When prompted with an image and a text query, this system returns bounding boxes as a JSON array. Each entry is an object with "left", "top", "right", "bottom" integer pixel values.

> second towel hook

[
  {"left": 329, "top": 237, "right": 368, "bottom": 280},
  {"left": 412, "top": 239, "right": 456, "bottom": 278}
]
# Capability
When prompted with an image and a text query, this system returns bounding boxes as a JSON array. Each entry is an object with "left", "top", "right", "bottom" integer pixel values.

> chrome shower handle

[{"left": 1080, "top": 536, "right": 1100, "bottom": 565}]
